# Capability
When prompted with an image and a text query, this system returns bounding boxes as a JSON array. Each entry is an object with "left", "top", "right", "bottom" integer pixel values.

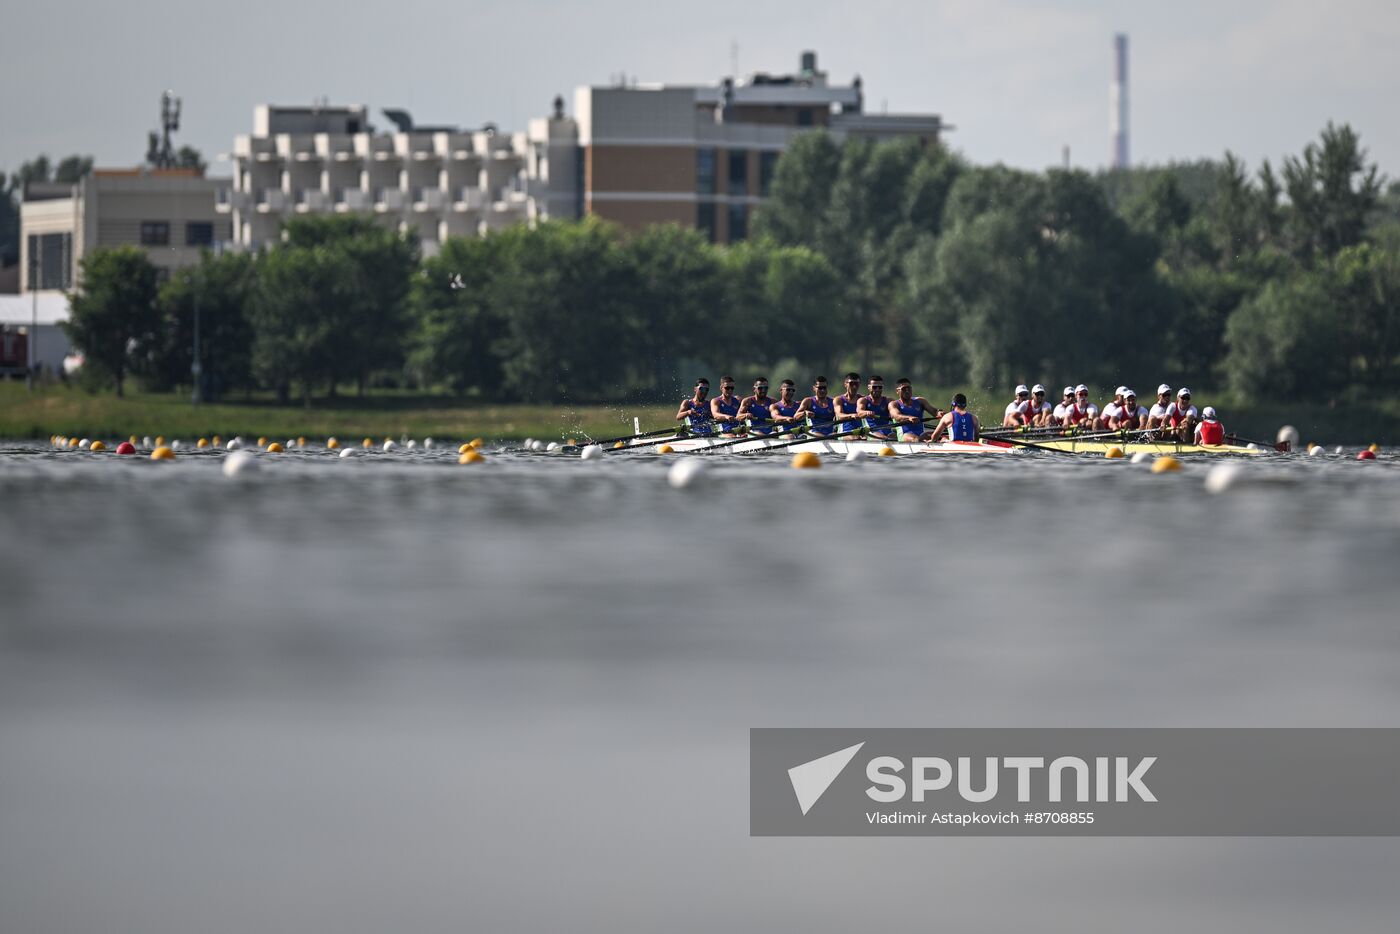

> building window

[
  {"left": 759, "top": 152, "right": 780, "bottom": 197},
  {"left": 185, "top": 222, "right": 215, "bottom": 246},
  {"left": 140, "top": 222, "right": 170, "bottom": 246},
  {"left": 797, "top": 108, "right": 814, "bottom": 127},
  {"left": 727, "top": 150, "right": 748, "bottom": 195},
  {"left": 697, "top": 148, "right": 717, "bottom": 195},
  {"left": 697, "top": 203, "right": 717, "bottom": 243},
  {"left": 26, "top": 233, "right": 72, "bottom": 289},
  {"left": 728, "top": 203, "right": 747, "bottom": 242},
  {"left": 575, "top": 146, "right": 586, "bottom": 218}
]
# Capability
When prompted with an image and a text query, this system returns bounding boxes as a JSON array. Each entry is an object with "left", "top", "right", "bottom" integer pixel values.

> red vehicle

[{"left": 1, "top": 326, "right": 29, "bottom": 376}]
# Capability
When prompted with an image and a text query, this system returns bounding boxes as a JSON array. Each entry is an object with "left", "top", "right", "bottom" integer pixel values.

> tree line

[{"left": 59, "top": 122, "right": 1400, "bottom": 405}]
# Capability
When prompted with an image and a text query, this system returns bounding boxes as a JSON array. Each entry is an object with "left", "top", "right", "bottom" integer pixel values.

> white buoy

[
  {"left": 1309, "top": 445, "right": 1324, "bottom": 457},
  {"left": 523, "top": 438, "right": 536, "bottom": 451},
  {"left": 1130, "top": 451, "right": 1150, "bottom": 464},
  {"left": 546, "top": 441, "right": 560, "bottom": 452},
  {"left": 222, "top": 450, "right": 257, "bottom": 478},
  {"left": 423, "top": 438, "right": 434, "bottom": 450},
  {"left": 1333, "top": 445, "right": 1343, "bottom": 455},
  {"left": 530, "top": 440, "right": 545, "bottom": 452},
  {"left": 580, "top": 445, "right": 605, "bottom": 461},
  {"left": 1204, "top": 463, "right": 1242, "bottom": 495},
  {"left": 338, "top": 447, "right": 354, "bottom": 459},
  {"left": 1277, "top": 425, "right": 1300, "bottom": 449},
  {"left": 667, "top": 458, "right": 706, "bottom": 489},
  {"left": 383, "top": 439, "right": 397, "bottom": 452},
  {"left": 142, "top": 436, "right": 154, "bottom": 450},
  {"left": 79, "top": 438, "right": 91, "bottom": 449},
  {"left": 226, "top": 438, "right": 243, "bottom": 451},
  {"left": 846, "top": 449, "right": 868, "bottom": 462},
  {"left": 1246, "top": 443, "right": 1258, "bottom": 451},
  {"left": 406, "top": 439, "right": 418, "bottom": 450}
]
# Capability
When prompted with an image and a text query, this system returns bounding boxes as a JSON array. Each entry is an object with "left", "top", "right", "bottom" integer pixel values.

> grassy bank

[{"left": 3, "top": 382, "right": 1396, "bottom": 445}]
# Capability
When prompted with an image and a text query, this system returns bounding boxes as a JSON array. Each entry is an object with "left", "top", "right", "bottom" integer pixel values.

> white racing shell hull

[{"left": 627, "top": 435, "right": 1015, "bottom": 455}]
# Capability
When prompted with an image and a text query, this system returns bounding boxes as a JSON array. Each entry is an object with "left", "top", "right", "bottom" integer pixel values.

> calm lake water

[{"left": 2, "top": 442, "right": 1399, "bottom": 933}]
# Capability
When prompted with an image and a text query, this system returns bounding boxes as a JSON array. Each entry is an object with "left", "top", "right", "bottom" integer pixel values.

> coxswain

[
  {"left": 888, "top": 378, "right": 942, "bottom": 442},
  {"left": 738, "top": 377, "right": 778, "bottom": 435},
  {"left": 930, "top": 393, "right": 981, "bottom": 443},
  {"left": 675, "top": 378, "right": 715, "bottom": 435},
  {"left": 1110, "top": 389, "right": 1146, "bottom": 430},
  {"left": 1164, "top": 387, "right": 1199, "bottom": 441},
  {"left": 832, "top": 373, "right": 864, "bottom": 435},
  {"left": 1194, "top": 406, "right": 1225, "bottom": 446},
  {"left": 1051, "top": 386, "right": 1075, "bottom": 426},
  {"left": 769, "top": 380, "right": 804, "bottom": 435},
  {"left": 710, "top": 375, "right": 744, "bottom": 436},
  {"left": 1147, "top": 384, "right": 1173, "bottom": 430},
  {"left": 1003, "top": 385, "right": 1032, "bottom": 427},
  {"left": 856, "top": 376, "right": 895, "bottom": 440},
  {"left": 795, "top": 376, "right": 838, "bottom": 437}
]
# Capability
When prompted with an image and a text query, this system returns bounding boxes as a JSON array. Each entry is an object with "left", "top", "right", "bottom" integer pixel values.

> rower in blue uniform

[
  {"left": 709, "top": 375, "right": 744, "bottom": 436},
  {"left": 831, "top": 373, "right": 863, "bottom": 436},
  {"left": 856, "top": 376, "right": 895, "bottom": 440},
  {"left": 738, "top": 377, "right": 778, "bottom": 436},
  {"left": 675, "top": 378, "right": 715, "bottom": 435},
  {"left": 887, "top": 378, "right": 942, "bottom": 442},
  {"left": 930, "top": 393, "right": 982, "bottom": 443},
  {"left": 769, "top": 380, "right": 804, "bottom": 435},
  {"left": 795, "top": 376, "right": 837, "bottom": 437}
]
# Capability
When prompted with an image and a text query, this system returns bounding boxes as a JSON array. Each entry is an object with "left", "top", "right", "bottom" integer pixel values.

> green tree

[
  {"left": 410, "top": 235, "right": 509, "bottom": 395},
  {"left": 1282, "top": 122, "right": 1384, "bottom": 260},
  {"left": 622, "top": 223, "right": 725, "bottom": 393},
  {"left": 139, "top": 251, "right": 256, "bottom": 398},
  {"left": 63, "top": 247, "right": 162, "bottom": 396},
  {"left": 250, "top": 244, "right": 357, "bottom": 404}
]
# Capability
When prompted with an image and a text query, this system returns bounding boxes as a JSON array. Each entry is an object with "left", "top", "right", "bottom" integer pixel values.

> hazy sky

[{"left": 3, "top": 0, "right": 1398, "bottom": 180}]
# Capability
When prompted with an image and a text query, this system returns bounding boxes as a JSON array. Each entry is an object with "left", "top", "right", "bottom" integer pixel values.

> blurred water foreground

[{"left": 2, "top": 443, "right": 1399, "bottom": 932}]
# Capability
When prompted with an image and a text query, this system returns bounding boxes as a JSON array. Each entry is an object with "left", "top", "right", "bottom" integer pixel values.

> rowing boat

[
  {"left": 1019, "top": 438, "right": 1263, "bottom": 456},
  {"left": 626, "top": 435, "right": 1015, "bottom": 454}
]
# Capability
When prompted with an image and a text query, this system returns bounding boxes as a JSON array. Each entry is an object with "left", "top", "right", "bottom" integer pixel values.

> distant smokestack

[{"left": 1110, "top": 33, "right": 1129, "bottom": 169}]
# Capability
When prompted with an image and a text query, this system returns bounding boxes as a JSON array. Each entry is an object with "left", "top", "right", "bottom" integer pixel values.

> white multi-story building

[{"left": 223, "top": 103, "right": 578, "bottom": 255}]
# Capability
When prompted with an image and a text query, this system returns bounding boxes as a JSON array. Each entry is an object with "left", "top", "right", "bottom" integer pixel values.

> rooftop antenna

[{"left": 146, "top": 90, "right": 181, "bottom": 169}]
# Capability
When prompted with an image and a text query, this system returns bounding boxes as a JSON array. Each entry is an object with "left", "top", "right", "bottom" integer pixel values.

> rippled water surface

[{"left": 3, "top": 441, "right": 1399, "bottom": 933}]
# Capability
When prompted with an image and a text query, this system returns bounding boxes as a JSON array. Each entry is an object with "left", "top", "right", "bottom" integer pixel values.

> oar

[
  {"left": 567, "top": 425, "right": 676, "bottom": 449},
  {"left": 690, "top": 422, "right": 810, "bottom": 455},
  {"left": 1225, "top": 433, "right": 1290, "bottom": 453},
  {"left": 991, "top": 434, "right": 1082, "bottom": 455},
  {"left": 732, "top": 417, "right": 934, "bottom": 455}
]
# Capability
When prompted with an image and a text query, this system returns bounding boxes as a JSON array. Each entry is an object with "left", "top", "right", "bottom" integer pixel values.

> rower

[
  {"left": 856, "top": 376, "right": 895, "bottom": 440},
  {"left": 710, "top": 375, "right": 744, "bottom": 435},
  {"left": 832, "top": 373, "right": 863, "bottom": 436},
  {"left": 738, "top": 377, "right": 778, "bottom": 435},
  {"left": 1147, "top": 384, "right": 1173, "bottom": 430},
  {"left": 888, "top": 378, "right": 942, "bottom": 442},
  {"left": 769, "top": 380, "right": 804, "bottom": 434},
  {"left": 1051, "top": 386, "right": 1074, "bottom": 426},
  {"left": 1062, "top": 385, "right": 1099, "bottom": 430},
  {"left": 1003, "top": 384, "right": 1032, "bottom": 427},
  {"left": 1027, "top": 384, "right": 1053, "bottom": 427},
  {"left": 675, "top": 378, "right": 715, "bottom": 435},
  {"left": 1099, "top": 386, "right": 1127, "bottom": 431},
  {"left": 796, "top": 376, "right": 838, "bottom": 437},
  {"left": 930, "top": 393, "right": 980, "bottom": 443},
  {"left": 1195, "top": 406, "right": 1225, "bottom": 445},
  {"left": 1111, "top": 389, "right": 1146, "bottom": 430},
  {"left": 1165, "top": 387, "right": 1199, "bottom": 441}
]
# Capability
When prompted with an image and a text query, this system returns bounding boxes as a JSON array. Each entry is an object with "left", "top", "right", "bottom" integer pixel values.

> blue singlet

[{"left": 951, "top": 410, "right": 975, "bottom": 442}]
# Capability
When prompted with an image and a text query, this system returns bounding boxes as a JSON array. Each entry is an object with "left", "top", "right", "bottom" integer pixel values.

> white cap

[
  {"left": 1063, "top": 386, "right": 1074, "bottom": 396},
  {"left": 1203, "top": 406, "right": 1217, "bottom": 420},
  {"left": 1075, "top": 384, "right": 1088, "bottom": 394},
  {"left": 1115, "top": 386, "right": 1128, "bottom": 397},
  {"left": 1031, "top": 384, "right": 1046, "bottom": 394},
  {"left": 1157, "top": 383, "right": 1172, "bottom": 395},
  {"left": 1123, "top": 388, "right": 1136, "bottom": 398},
  {"left": 1178, "top": 387, "right": 1192, "bottom": 397},
  {"left": 1015, "top": 384, "right": 1029, "bottom": 395}
]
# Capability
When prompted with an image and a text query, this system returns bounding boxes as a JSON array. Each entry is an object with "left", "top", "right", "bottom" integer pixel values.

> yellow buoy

[
  {"left": 1370, "top": 443, "right": 1380, "bottom": 453},
  {"left": 89, "top": 440, "right": 107, "bottom": 451},
  {"left": 256, "top": 436, "right": 268, "bottom": 447},
  {"left": 212, "top": 435, "right": 223, "bottom": 446},
  {"left": 296, "top": 436, "right": 306, "bottom": 447},
  {"left": 1151, "top": 456, "right": 1182, "bottom": 473},
  {"left": 1105, "top": 447, "right": 1125, "bottom": 459},
  {"left": 878, "top": 446, "right": 897, "bottom": 457},
  {"left": 362, "top": 438, "right": 373, "bottom": 449},
  {"left": 150, "top": 446, "right": 175, "bottom": 460},
  {"left": 657, "top": 444, "right": 675, "bottom": 454},
  {"left": 326, "top": 437, "right": 340, "bottom": 449},
  {"left": 68, "top": 437, "right": 80, "bottom": 448},
  {"left": 155, "top": 436, "right": 165, "bottom": 447},
  {"left": 196, "top": 438, "right": 209, "bottom": 448},
  {"left": 266, "top": 442, "right": 284, "bottom": 453},
  {"left": 791, "top": 451, "right": 822, "bottom": 469},
  {"left": 458, "top": 443, "right": 473, "bottom": 454},
  {"left": 613, "top": 441, "right": 626, "bottom": 449},
  {"left": 469, "top": 437, "right": 484, "bottom": 449},
  {"left": 458, "top": 449, "right": 485, "bottom": 464},
  {"left": 129, "top": 435, "right": 139, "bottom": 445}
]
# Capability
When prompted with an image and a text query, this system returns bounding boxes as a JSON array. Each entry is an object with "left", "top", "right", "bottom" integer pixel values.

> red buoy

[
  {"left": 116, "top": 441, "right": 137, "bottom": 455},
  {"left": 1357, "top": 450, "right": 1376, "bottom": 461}
]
